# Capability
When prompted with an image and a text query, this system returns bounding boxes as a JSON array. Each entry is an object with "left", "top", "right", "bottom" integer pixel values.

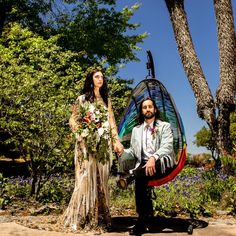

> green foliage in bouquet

[{"left": 75, "top": 101, "right": 111, "bottom": 164}]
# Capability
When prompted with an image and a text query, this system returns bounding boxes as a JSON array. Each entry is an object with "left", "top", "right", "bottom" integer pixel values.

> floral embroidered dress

[{"left": 62, "top": 95, "right": 113, "bottom": 231}]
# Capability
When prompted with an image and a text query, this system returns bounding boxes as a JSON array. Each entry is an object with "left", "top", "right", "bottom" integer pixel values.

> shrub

[
  {"left": 2, "top": 166, "right": 235, "bottom": 218},
  {"left": 153, "top": 167, "right": 235, "bottom": 218},
  {"left": 189, "top": 153, "right": 212, "bottom": 167},
  {"left": 221, "top": 155, "right": 236, "bottom": 176},
  {"left": 37, "top": 174, "right": 74, "bottom": 204}
]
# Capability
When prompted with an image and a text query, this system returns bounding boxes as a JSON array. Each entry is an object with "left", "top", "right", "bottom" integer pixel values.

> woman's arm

[
  {"left": 69, "top": 104, "right": 79, "bottom": 132},
  {"left": 69, "top": 95, "right": 82, "bottom": 132},
  {"left": 108, "top": 98, "right": 124, "bottom": 155}
]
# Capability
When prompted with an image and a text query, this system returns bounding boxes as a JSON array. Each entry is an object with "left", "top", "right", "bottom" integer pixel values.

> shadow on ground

[{"left": 111, "top": 216, "right": 208, "bottom": 234}]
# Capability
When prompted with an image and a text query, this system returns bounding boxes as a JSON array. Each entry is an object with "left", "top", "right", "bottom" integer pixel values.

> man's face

[{"left": 142, "top": 99, "right": 156, "bottom": 120}]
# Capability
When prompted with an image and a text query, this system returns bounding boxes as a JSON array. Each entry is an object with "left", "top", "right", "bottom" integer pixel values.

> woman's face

[{"left": 92, "top": 71, "right": 104, "bottom": 89}]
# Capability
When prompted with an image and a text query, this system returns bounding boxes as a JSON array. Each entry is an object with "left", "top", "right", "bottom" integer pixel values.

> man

[{"left": 118, "top": 97, "right": 176, "bottom": 235}]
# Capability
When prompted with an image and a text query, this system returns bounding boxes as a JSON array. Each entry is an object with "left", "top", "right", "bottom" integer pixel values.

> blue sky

[{"left": 116, "top": 0, "right": 236, "bottom": 154}]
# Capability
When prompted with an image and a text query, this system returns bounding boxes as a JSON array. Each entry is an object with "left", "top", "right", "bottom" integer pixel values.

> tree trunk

[
  {"left": 165, "top": 0, "right": 216, "bottom": 130},
  {"left": 214, "top": 0, "right": 236, "bottom": 155},
  {"left": 30, "top": 172, "right": 37, "bottom": 196},
  {"left": 217, "top": 108, "right": 232, "bottom": 155},
  {"left": 165, "top": 0, "right": 235, "bottom": 156},
  {"left": 35, "top": 174, "right": 42, "bottom": 200},
  {"left": 30, "top": 160, "right": 38, "bottom": 196}
]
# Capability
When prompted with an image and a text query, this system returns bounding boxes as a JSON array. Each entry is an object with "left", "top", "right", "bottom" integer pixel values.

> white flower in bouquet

[
  {"left": 88, "top": 103, "right": 95, "bottom": 113},
  {"left": 103, "top": 120, "right": 109, "bottom": 129},
  {"left": 81, "top": 128, "right": 89, "bottom": 137},
  {"left": 98, "top": 127, "right": 105, "bottom": 137}
]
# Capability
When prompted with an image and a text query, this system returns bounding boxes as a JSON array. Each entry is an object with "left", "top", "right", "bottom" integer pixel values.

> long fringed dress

[{"left": 62, "top": 95, "right": 114, "bottom": 231}]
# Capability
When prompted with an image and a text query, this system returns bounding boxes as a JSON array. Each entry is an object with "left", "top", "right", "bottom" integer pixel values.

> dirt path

[{"left": 1, "top": 214, "right": 236, "bottom": 236}]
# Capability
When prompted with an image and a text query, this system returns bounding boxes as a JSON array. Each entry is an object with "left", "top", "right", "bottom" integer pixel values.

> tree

[
  {"left": 194, "top": 111, "right": 236, "bottom": 159},
  {"left": 108, "top": 76, "right": 133, "bottom": 121},
  {"left": 194, "top": 113, "right": 236, "bottom": 170},
  {"left": 193, "top": 126, "right": 217, "bottom": 160},
  {"left": 55, "top": 0, "right": 147, "bottom": 66},
  {"left": 230, "top": 112, "right": 236, "bottom": 154},
  {"left": 0, "top": 0, "right": 53, "bottom": 35},
  {"left": 0, "top": 23, "right": 84, "bottom": 197},
  {"left": 0, "top": 0, "right": 147, "bottom": 69},
  {"left": 165, "top": 0, "right": 236, "bottom": 157}
]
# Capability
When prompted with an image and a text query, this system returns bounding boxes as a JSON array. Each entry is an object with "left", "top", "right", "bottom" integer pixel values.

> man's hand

[{"left": 143, "top": 156, "right": 156, "bottom": 176}]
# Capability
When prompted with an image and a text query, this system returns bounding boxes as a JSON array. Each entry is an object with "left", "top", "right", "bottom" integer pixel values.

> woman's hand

[
  {"left": 114, "top": 141, "right": 124, "bottom": 156},
  {"left": 70, "top": 121, "right": 78, "bottom": 133},
  {"left": 71, "top": 104, "right": 77, "bottom": 112}
]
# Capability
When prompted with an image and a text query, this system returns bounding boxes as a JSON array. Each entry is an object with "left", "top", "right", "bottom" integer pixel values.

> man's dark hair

[
  {"left": 83, "top": 68, "right": 108, "bottom": 106},
  {"left": 138, "top": 97, "right": 160, "bottom": 124}
]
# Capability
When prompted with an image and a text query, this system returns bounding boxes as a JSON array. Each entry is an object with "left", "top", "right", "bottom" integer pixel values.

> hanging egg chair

[{"left": 118, "top": 50, "right": 187, "bottom": 186}]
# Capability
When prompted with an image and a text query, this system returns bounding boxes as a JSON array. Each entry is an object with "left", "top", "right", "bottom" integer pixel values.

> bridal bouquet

[{"left": 75, "top": 101, "right": 111, "bottom": 164}]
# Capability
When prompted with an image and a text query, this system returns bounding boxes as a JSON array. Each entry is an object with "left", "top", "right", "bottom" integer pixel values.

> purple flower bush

[{"left": 1, "top": 166, "right": 235, "bottom": 217}]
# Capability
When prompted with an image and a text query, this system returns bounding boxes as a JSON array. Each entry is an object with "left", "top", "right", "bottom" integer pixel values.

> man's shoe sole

[{"left": 117, "top": 178, "right": 128, "bottom": 190}]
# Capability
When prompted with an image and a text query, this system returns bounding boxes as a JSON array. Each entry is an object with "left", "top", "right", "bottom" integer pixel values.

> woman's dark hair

[
  {"left": 83, "top": 68, "right": 108, "bottom": 106},
  {"left": 138, "top": 97, "right": 160, "bottom": 124}
]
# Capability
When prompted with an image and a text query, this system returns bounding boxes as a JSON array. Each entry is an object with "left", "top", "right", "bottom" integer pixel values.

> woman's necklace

[
  {"left": 96, "top": 96, "right": 102, "bottom": 101},
  {"left": 95, "top": 96, "right": 106, "bottom": 107}
]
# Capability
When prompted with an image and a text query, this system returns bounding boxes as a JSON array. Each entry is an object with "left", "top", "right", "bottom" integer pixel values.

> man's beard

[{"left": 143, "top": 111, "right": 155, "bottom": 119}]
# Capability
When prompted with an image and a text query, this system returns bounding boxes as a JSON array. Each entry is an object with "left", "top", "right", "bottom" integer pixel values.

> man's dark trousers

[{"left": 133, "top": 159, "right": 173, "bottom": 223}]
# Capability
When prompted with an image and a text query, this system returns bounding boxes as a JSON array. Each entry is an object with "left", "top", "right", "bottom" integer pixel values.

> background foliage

[
  {"left": 1, "top": 166, "right": 235, "bottom": 218},
  {"left": 0, "top": 23, "right": 84, "bottom": 196},
  {"left": 0, "top": 22, "right": 133, "bottom": 198}
]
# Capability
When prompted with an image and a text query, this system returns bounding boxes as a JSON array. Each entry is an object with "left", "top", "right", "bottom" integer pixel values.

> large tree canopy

[
  {"left": 0, "top": 23, "right": 83, "bottom": 195},
  {"left": 0, "top": 0, "right": 147, "bottom": 68},
  {"left": 0, "top": 0, "right": 53, "bottom": 35},
  {"left": 54, "top": 1, "right": 146, "bottom": 66}
]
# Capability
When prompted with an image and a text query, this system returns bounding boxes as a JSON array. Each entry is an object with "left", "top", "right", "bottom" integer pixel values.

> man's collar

[{"left": 144, "top": 120, "right": 154, "bottom": 129}]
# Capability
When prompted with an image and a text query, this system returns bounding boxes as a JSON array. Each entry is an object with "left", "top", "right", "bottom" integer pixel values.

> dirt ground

[{"left": 1, "top": 210, "right": 236, "bottom": 236}]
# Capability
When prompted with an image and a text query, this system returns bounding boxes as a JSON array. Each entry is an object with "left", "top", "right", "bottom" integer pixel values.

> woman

[{"left": 62, "top": 68, "right": 123, "bottom": 232}]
